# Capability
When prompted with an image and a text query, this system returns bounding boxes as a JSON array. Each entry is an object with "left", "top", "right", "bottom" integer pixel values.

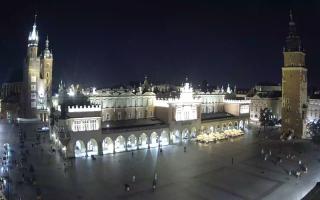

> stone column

[{"left": 98, "top": 142, "right": 103, "bottom": 156}]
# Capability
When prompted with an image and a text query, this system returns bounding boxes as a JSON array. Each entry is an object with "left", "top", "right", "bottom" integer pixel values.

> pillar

[{"left": 98, "top": 142, "right": 103, "bottom": 156}]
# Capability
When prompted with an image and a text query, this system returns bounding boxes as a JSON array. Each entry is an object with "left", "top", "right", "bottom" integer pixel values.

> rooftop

[
  {"left": 201, "top": 112, "right": 236, "bottom": 121},
  {"left": 102, "top": 118, "right": 167, "bottom": 133}
]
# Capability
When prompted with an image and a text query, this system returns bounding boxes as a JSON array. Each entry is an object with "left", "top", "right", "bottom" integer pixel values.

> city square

[
  {"left": 1, "top": 1, "right": 320, "bottom": 199},
  {"left": 1, "top": 121, "right": 319, "bottom": 199}
]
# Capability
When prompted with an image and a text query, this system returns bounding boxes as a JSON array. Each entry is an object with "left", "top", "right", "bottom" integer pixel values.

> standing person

[
  {"left": 152, "top": 179, "right": 156, "bottom": 192},
  {"left": 184, "top": 146, "right": 186, "bottom": 152},
  {"left": 132, "top": 175, "right": 136, "bottom": 183},
  {"left": 154, "top": 173, "right": 158, "bottom": 181}
]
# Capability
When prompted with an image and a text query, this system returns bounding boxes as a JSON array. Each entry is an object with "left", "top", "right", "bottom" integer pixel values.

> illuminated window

[{"left": 31, "top": 76, "right": 36, "bottom": 83}]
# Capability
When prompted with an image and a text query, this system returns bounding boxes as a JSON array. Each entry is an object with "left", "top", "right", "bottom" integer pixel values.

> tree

[
  {"left": 259, "top": 108, "right": 277, "bottom": 131},
  {"left": 307, "top": 120, "right": 320, "bottom": 143}
]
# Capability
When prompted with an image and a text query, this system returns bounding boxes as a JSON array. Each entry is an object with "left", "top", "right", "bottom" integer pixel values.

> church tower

[
  {"left": 41, "top": 36, "right": 53, "bottom": 101},
  {"left": 22, "top": 15, "right": 53, "bottom": 121},
  {"left": 281, "top": 11, "right": 308, "bottom": 138},
  {"left": 24, "top": 16, "right": 41, "bottom": 118}
]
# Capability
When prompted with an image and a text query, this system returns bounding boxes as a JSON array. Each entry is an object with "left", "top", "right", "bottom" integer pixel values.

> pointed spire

[
  {"left": 289, "top": 9, "right": 293, "bottom": 22},
  {"left": 284, "top": 9, "right": 302, "bottom": 52},
  {"left": 28, "top": 14, "right": 39, "bottom": 47},
  {"left": 44, "top": 35, "right": 52, "bottom": 58},
  {"left": 45, "top": 35, "right": 49, "bottom": 49}
]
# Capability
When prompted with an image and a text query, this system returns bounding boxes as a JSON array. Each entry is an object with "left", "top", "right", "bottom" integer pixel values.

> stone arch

[
  {"left": 191, "top": 127, "right": 197, "bottom": 138},
  {"left": 216, "top": 124, "right": 221, "bottom": 132},
  {"left": 150, "top": 132, "right": 159, "bottom": 148},
  {"left": 171, "top": 130, "right": 181, "bottom": 144},
  {"left": 115, "top": 135, "right": 126, "bottom": 152},
  {"left": 102, "top": 137, "right": 113, "bottom": 154},
  {"left": 209, "top": 126, "right": 214, "bottom": 133},
  {"left": 239, "top": 120, "right": 244, "bottom": 129},
  {"left": 234, "top": 121, "right": 238, "bottom": 129},
  {"left": 138, "top": 133, "right": 148, "bottom": 149},
  {"left": 182, "top": 129, "right": 189, "bottom": 139},
  {"left": 228, "top": 122, "right": 233, "bottom": 130},
  {"left": 127, "top": 134, "right": 137, "bottom": 151},
  {"left": 160, "top": 131, "right": 169, "bottom": 145},
  {"left": 87, "top": 138, "right": 98, "bottom": 156},
  {"left": 223, "top": 123, "right": 227, "bottom": 131},
  {"left": 74, "top": 140, "right": 86, "bottom": 157}
]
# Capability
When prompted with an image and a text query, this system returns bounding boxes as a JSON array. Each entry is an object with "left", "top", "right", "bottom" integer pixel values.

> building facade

[
  {"left": 281, "top": 12, "right": 308, "bottom": 138},
  {"left": 50, "top": 80, "right": 250, "bottom": 158},
  {"left": 22, "top": 18, "right": 53, "bottom": 121}
]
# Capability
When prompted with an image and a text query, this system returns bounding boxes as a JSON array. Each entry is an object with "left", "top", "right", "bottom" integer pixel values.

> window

[
  {"left": 128, "top": 113, "right": 132, "bottom": 119},
  {"left": 31, "top": 84, "right": 36, "bottom": 91},
  {"left": 46, "top": 73, "right": 49, "bottom": 78},
  {"left": 31, "top": 101, "right": 36, "bottom": 108},
  {"left": 31, "top": 76, "right": 36, "bottom": 83},
  {"left": 31, "top": 93, "right": 37, "bottom": 99}
]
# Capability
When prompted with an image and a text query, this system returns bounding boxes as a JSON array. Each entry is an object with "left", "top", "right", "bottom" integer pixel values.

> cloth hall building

[{"left": 50, "top": 80, "right": 250, "bottom": 158}]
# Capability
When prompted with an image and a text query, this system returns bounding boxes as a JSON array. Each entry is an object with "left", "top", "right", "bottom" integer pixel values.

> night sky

[{"left": 0, "top": 0, "right": 320, "bottom": 89}]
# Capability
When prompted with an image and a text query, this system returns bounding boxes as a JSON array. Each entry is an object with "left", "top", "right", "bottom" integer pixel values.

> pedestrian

[
  {"left": 131, "top": 151, "right": 134, "bottom": 157},
  {"left": 152, "top": 179, "right": 157, "bottom": 192},
  {"left": 132, "top": 175, "right": 136, "bottom": 183},
  {"left": 184, "top": 146, "right": 186, "bottom": 152},
  {"left": 232, "top": 157, "right": 234, "bottom": 165},
  {"left": 154, "top": 172, "right": 158, "bottom": 181}
]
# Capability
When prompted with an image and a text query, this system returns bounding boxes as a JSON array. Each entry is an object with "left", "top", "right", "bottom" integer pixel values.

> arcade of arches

[{"left": 71, "top": 119, "right": 248, "bottom": 158}]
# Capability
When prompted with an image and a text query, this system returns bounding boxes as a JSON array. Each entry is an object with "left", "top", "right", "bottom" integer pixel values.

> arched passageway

[
  {"left": 191, "top": 127, "right": 197, "bottom": 138},
  {"left": 160, "top": 131, "right": 169, "bottom": 146},
  {"left": 127, "top": 134, "right": 137, "bottom": 151},
  {"left": 228, "top": 122, "right": 233, "bottom": 130},
  {"left": 102, "top": 137, "right": 113, "bottom": 154},
  {"left": 139, "top": 133, "right": 148, "bottom": 149},
  {"left": 150, "top": 132, "right": 159, "bottom": 148},
  {"left": 87, "top": 139, "right": 98, "bottom": 156},
  {"left": 234, "top": 122, "right": 238, "bottom": 129},
  {"left": 182, "top": 129, "right": 189, "bottom": 140},
  {"left": 171, "top": 130, "right": 180, "bottom": 144},
  {"left": 75, "top": 140, "right": 86, "bottom": 157},
  {"left": 115, "top": 136, "right": 126, "bottom": 152},
  {"left": 239, "top": 120, "right": 244, "bottom": 129}
]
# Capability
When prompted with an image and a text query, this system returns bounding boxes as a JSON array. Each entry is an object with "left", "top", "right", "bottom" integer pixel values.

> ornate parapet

[
  {"left": 223, "top": 99, "right": 251, "bottom": 104},
  {"left": 68, "top": 105, "right": 101, "bottom": 113}
]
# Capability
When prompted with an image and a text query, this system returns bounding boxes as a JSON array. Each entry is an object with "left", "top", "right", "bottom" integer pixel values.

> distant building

[
  {"left": 0, "top": 82, "right": 23, "bottom": 121},
  {"left": 21, "top": 16, "right": 53, "bottom": 121},
  {"left": 281, "top": 11, "right": 308, "bottom": 138},
  {"left": 249, "top": 83, "right": 282, "bottom": 121}
]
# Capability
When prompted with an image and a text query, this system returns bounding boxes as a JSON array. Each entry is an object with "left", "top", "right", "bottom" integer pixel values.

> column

[{"left": 98, "top": 142, "right": 103, "bottom": 156}]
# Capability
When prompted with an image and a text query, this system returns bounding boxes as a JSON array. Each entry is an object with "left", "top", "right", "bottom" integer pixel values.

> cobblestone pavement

[{"left": 2, "top": 121, "right": 320, "bottom": 200}]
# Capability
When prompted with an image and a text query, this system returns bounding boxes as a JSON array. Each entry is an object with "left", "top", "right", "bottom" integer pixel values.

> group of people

[{"left": 260, "top": 147, "right": 308, "bottom": 178}]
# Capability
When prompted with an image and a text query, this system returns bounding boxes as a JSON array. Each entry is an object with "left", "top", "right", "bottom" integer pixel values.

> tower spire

[
  {"left": 284, "top": 9, "right": 302, "bottom": 52},
  {"left": 28, "top": 14, "right": 39, "bottom": 47},
  {"left": 45, "top": 35, "right": 49, "bottom": 49}
]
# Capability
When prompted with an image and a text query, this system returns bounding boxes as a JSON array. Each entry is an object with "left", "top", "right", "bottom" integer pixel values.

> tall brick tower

[{"left": 282, "top": 11, "right": 308, "bottom": 138}]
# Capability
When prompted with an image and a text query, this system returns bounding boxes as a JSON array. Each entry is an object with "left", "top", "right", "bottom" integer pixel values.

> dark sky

[{"left": 0, "top": 0, "right": 320, "bottom": 89}]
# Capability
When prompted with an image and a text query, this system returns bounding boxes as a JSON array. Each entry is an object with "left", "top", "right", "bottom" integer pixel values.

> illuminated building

[
  {"left": 50, "top": 79, "right": 250, "bottom": 158},
  {"left": 22, "top": 16, "right": 53, "bottom": 121},
  {"left": 281, "top": 11, "right": 308, "bottom": 138}
]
